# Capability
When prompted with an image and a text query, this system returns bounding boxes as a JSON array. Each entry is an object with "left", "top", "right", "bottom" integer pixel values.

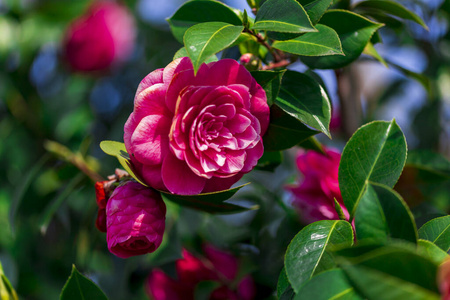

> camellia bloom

[
  {"left": 287, "top": 148, "right": 348, "bottom": 222},
  {"left": 146, "top": 245, "right": 255, "bottom": 300},
  {"left": 124, "top": 57, "right": 270, "bottom": 195},
  {"left": 106, "top": 181, "right": 166, "bottom": 258},
  {"left": 63, "top": 1, "right": 136, "bottom": 72}
]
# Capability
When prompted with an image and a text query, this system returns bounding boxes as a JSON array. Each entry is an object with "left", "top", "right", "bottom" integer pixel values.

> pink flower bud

[
  {"left": 63, "top": 1, "right": 136, "bottom": 72},
  {"left": 106, "top": 181, "right": 166, "bottom": 258}
]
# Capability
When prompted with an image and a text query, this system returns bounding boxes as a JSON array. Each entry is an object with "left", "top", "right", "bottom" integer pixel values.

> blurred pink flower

[
  {"left": 287, "top": 148, "right": 348, "bottom": 223},
  {"left": 439, "top": 258, "right": 450, "bottom": 300},
  {"left": 63, "top": 1, "right": 136, "bottom": 72},
  {"left": 146, "top": 245, "right": 255, "bottom": 300},
  {"left": 124, "top": 57, "right": 270, "bottom": 195},
  {"left": 106, "top": 181, "right": 166, "bottom": 258}
]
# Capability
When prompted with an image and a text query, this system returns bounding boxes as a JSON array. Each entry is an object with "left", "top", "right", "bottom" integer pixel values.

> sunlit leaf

[
  {"left": 302, "top": 10, "right": 382, "bottom": 69},
  {"left": 285, "top": 220, "right": 354, "bottom": 292},
  {"left": 253, "top": 0, "right": 316, "bottom": 33},
  {"left": 339, "top": 120, "right": 407, "bottom": 219},
  {"left": 167, "top": 0, "right": 242, "bottom": 43},
  {"left": 276, "top": 70, "right": 331, "bottom": 137},
  {"left": 354, "top": 182, "right": 417, "bottom": 243},
  {"left": 184, "top": 22, "right": 243, "bottom": 72},
  {"left": 419, "top": 216, "right": 450, "bottom": 252}
]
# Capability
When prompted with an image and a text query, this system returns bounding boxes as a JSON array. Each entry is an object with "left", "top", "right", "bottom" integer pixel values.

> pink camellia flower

[
  {"left": 287, "top": 148, "right": 348, "bottom": 223},
  {"left": 124, "top": 57, "right": 270, "bottom": 195},
  {"left": 63, "top": 1, "right": 136, "bottom": 72},
  {"left": 146, "top": 245, "right": 256, "bottom": 300},
  {"left": 106, "top": 181, "right": 166, "bottom": 258}
]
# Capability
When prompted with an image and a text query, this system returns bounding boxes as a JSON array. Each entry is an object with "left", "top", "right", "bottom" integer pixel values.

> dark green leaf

[
  {"left": 251, "top": 70, "right": 285, "bottom": 106},
  {"left": 160, "top": 183, "right": 255, "bottom": 214},
  {"left": 253, "top": 0, "right": 316, "bottom": 33},
  {"left": 276, "top": 70, "right": 331, "bottom": 137},
  {"left": 354, "top": 0, "right": 428, "bottom": 29},
  {"left": 406, "top": 150, "right": 450, "bottom": 179},
  {"left": 39, "top": 173, "right": 85, "bottom": 234},
  {"left": 294, "top": 269, "right": 363, "bottom": 300},
  {"left": 297, "top": 136, "right": 325, "bottom": 154},
  {"left": 417, "top": 239, "right": 449, "bottom": 265},
  {"left": 60, "top": 265, "right": 108, "bottom": 300},
  {"left": 184, "top": 22, "right": 244, "bottom": 72},
  {"left": 167, "top": 0, "right": 242, "bottom": 43},
  {"left": 285, "top": 220, "right": 354, "bottom": 292},
  {"left": 263, "top": 105, "right": 319, "bottom": 151},
  {"left": 99, "top": 141, "right": 147, "bottom": 186},
  {"left": 194, "top": 281, "right": 221, "bottom": 300},
  {"left": 339, "top": 120, "right": 407, "bottom": 219},
  {"left": 9, "top": 153, "right": 50, "bottom": 234},
  {"left": 255, "top": 150, "right": 283, "bottom": 171},
  {"left": 273, "top": 24, "right": 343, "bottom": 56},
  {"left": 304, "top": 0, "right": 333, "bottom": 24},
  {"left": 339, "top": 246, "right": 440, "bottom": 300},
  {"left": 418, "top": 216, "right": 450, "bottom": 252},
  {"left": 301, "top": 10, "right": 382, "bottom": 69},
  {"left": 354, "top": 183, "right": 417, "bottom": 243},
  {"left": 277, "top": 267, "right": 295, "bottom": 300}
]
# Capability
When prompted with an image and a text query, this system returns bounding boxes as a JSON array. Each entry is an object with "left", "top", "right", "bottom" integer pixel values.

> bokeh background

[{"left": 1, "top": 0, "right": 449, "bottom": 299}]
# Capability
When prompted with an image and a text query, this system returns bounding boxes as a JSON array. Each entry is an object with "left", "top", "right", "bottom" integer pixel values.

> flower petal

[
  {"left": 136, "top": 68, "right": 164, "bottom": 96},
  {"left": 162, "top": 153, "right": 206, "bottom": 195},
  {"left": 131, "top": 115, "right": 171, "bottom": 165}
]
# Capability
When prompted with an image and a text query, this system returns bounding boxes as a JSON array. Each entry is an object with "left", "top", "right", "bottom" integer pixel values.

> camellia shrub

[{"left": 2, "top": 0, "right": 450, "bottom": 299}]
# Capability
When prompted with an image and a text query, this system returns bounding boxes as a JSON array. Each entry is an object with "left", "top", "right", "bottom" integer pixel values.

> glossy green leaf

[
  {"left": 406, "top": 150, "right": 450, "bottom": 179},
  {"left": 277, "top": 267, "right": 295, "bottom": 300},
  {"left": 99, "top": 141, "right": 147, "bottom": 186},
  {"left": 160, "top": 183, "right": 255, "bottom": 214},
  {"left": 263, "top": 105, "right": 319, "bottom": 151},
  {"left": 167, "top": 0, "right": 242, "bottom": 43},
  {"left": 418, "top": 216, "right": 450, "bottom": 252},
  {"left": 273, "top": 24, "right": 343, "bottom": 56},
  {"left": 276, "top": 70, "right": 331, "bottom": 137},
  {"left": 184, "top": 22, "right": 244, "bottom": 72},
  {"left": 354, "top": 183, "right": 417, "bottom": 243},
  {"left": 301, "top": 10, "right": 383, "bottom": 69},
  {"left": 285, "top": 220, "right": 354, "bottom": 292},
  {"left": 339, "top": 247, "right": 440, "bottom": 300},
  {"left": 253, "top": 0, "right": 316, "bottom": 33},
  {"left": 294, "top": 269, "right": 363, "bottom": 300},
  {"left": 339, "top": 120, "right": 407, "bottom": 219},
  {"left": 417, "top": 239, "right": 449, "bottom": 265},
  {"left": 60, "top": 265, "right": 108, "bottom": 300},
  {"left": 250, "top": 70, "right": 285, "bottom": 106},
  {"left": 354, "top": 0, "right": 428, "bottom": 29},
  {"left": 304, "top": 0, "right": 333, "bottom": 24},
  {"left": 173, "top": 47, "right": 218, "bottom": 63}
]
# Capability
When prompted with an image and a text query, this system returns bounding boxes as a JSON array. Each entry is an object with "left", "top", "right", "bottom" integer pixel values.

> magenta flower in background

[
  {"left": 63, "top": 1, "right": 136, "bottom": 72},
  {"left": 439, "top": 258, "right": 450, "bottom": 300},
  {"left": 124, "top": 57, "right": 270, "bottom": 195},
  {"left": 146, "top": 245, "right": 256, "bottom": 300},
  {"left": 106, "top": 181, "right": 166, "bottom": 258},
  {"left": 287, "top": 148, "right": 348, "bottom": 223}
]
